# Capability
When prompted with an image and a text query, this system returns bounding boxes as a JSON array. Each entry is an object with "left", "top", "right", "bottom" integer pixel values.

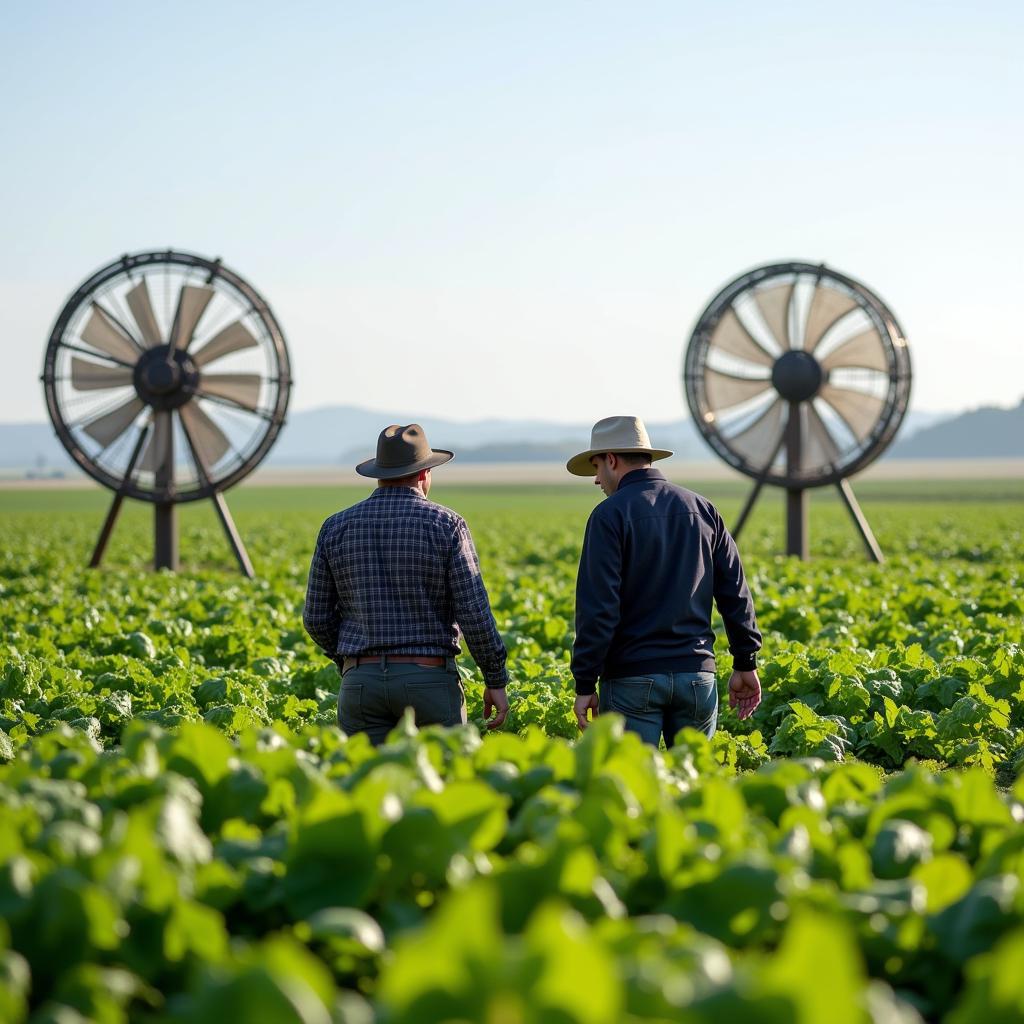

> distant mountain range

[
  {"left": 889, "top": 399, "right": 1024, "bottom": 458},
  {"left": 1, "top": 402, "right": 1020, "bottom": 473}
]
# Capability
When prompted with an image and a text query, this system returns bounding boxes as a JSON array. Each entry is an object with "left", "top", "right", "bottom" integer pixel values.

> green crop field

[{"left": 1, "top": 478, "right": 1023, "bottom": 1023}]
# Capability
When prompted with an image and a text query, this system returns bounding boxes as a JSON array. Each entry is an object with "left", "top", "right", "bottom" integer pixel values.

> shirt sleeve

[
  {"left": 302, "top": 523, "right": 342, "bottom": 662},
  {"left": 448, "top": 519, "right": 509, "bottom": 688},
  {"left": 570, "top": 508, "right": 622, "bottom": 695},
  {"left": 711, "top": 511, "right": 762, "bottom": 671}
]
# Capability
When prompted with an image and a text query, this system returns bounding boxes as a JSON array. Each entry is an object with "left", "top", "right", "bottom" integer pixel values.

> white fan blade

[
  {"left": 82, "top": 397, "right": 145, "bottom": 448},
  {"left": 170, "top": 285, "right": 214, "bottom": 351},
  {"left": 705, "top": 367, "right": 773, "bottom": 410},
  {"left": 725, "top": 398, "right": 786, "bottom": 467},
  {"left": 180, "top": 401, "right": 232, "bottom": 470},
  {"left": 191, "top": 320, "right": 259, "bottom": 367},
  {"left": 803, "top": 285, "right": 859, "bottom": 352},
  {"left": 71, "top": 357, "right": 134, "bottom": 391},
  {"left": 199, "top": 373, "right": 262, "bottom": 410},
  {"left": 819, "top": 384, "right": 886, "bottom": 442},
  {"left": 139, "top": 412, "right": 174, "bottom": 475},
  {"left": 708, "top": 308, "right": 775, "bottom": 367},
  {"left": 754, "top": 283, "right": 793, "bottom": 350},
  {"left": 804, "top": 404, "right": 842, "bottom": 470},
  {"left": 125, "top": 280, "right": 163, "bottom": 348},
  {"left": 80, "top": 305, "right": 142, "bottom": 363},
  {"left": 821, "top": 328, "right": 889, "bottom": 373}
]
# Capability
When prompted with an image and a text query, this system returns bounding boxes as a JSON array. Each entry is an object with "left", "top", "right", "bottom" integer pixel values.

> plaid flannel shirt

[{"left": 302, "top": 487, "right": 508, "bottom": 687}]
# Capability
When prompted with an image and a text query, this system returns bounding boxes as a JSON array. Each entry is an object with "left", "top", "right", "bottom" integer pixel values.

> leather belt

[{"left": 342, "top": 654, "right": 451, "bottom": 674}]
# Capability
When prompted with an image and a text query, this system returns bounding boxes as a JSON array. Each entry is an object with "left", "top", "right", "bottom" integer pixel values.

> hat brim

[
  {"left": 566, "top": 448, "right": 674, "bottom": 477},
  {"left": 356, "top": 449, "right": 454, "bottom": 479}
]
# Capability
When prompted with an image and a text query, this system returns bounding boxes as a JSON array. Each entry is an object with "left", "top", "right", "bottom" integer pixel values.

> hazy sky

[{"left": 2, "top": 1, "right": 1022, "bottom": 426}]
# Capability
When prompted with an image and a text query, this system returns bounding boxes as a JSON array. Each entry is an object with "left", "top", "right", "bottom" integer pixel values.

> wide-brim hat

[
  {"left": 566, "top": 415, "right": 673, "bottom": 476},
  {"left": 356, "top": 423, "right": 454, "bottom": 479}
]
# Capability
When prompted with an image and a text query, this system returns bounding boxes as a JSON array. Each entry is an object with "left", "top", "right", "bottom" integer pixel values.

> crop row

[{"left": 3, "top": 715, "right": 1024, "bottom": 1022}]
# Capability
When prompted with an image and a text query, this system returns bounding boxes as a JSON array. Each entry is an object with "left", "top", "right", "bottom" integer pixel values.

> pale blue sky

[{"left": 2, "top": 1, "right": 1022, "bottom": 425}]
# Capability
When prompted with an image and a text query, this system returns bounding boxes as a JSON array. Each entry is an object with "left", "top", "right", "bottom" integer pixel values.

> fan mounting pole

[
  {"left": 785, "top": 402, "right": 808, "bottom": 559},
  {"left": 154, "top": 422, "right": 178, "bottom": 571},
  {"left": 154, "top": 504, "right": 178, "bottom": 571}
]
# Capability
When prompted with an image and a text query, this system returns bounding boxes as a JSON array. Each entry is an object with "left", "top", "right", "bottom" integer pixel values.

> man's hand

[
  {"left": 728, "top": 670, "right": 762, "bottom": 720},
  {"left": 574, "top": 693, "right": 599, "bottom": 731},
  {"left": 483, "top": 687, "right": 509, "bottom": 730}
]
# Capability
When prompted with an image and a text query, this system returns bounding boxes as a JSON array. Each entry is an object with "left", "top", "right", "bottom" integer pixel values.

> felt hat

[{"left": 356, "top": 423, "right": 454, "bottom": 479}]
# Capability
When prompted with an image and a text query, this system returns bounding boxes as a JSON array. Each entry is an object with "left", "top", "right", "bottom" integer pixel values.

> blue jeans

[
  {"left": 599, "top": 671, "right": 718, "bottom": 747},
  {"left": 338, "top": 660, "right": 466, "bottom": 746}
]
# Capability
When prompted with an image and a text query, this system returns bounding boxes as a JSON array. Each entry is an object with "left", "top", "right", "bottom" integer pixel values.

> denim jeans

[
  {"left": 338, "top": 660, "right": 466, "bottom": 746},
  {"left": 599, "top": 671, "right": 718, "bottom": 747}
]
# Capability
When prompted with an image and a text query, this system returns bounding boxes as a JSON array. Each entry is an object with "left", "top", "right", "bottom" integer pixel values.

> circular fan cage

[
  {"left": 42, "top": 250, "right": 291, "bottom": 503},
  {"left": 684, "top": 262, "right": 911, "bottom": 488}
]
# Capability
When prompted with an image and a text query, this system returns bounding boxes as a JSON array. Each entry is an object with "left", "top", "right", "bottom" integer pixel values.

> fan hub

[
  {"left": 772, "top": 350, "right": 822, "bottom": 403},
  {"left": 134, "top": 346, "right": 200, "bottom": 410}
]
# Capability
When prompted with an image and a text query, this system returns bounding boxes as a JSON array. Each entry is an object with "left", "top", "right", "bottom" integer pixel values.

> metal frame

[
  {"left": 42, "top": 249, "right": 291, "bottom": 576},
  {"left": 683, "top": 261, "right": 912, "bottom": 560}
]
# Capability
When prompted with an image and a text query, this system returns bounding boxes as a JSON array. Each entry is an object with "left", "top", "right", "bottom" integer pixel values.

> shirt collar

[
  {"left": 369, "top": 485, "right": 424, "bottom": 499},
  {"left": 618, "top": 467, "right": 666, "bottom": 490}
]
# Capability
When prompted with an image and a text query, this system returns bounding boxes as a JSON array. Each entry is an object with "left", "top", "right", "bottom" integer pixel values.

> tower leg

[
  {"left": 155, "top": 503, "right": 178, "bottom": 571},
  {"left": 212, "top": 491, "right": 255, "bottom": 578},
  {"left": 836, "top": 478, "right": 884, "bottom": 563},
  {"left": 89, "top": 420, "right": 150, "bottom": 570},
  {"left": 733, "top": 478, "right": 765, "bottom": 539},
  {"left": 89, "top": 493, "right": 125, "bottom": 567}
]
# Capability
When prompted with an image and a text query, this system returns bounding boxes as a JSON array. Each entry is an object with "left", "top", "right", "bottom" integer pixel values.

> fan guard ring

[
  {"left": 42, "top": 250, "right": 291, "bottom": 504},
  {"left": 684, "top": 261, "right": 911, "bottom": 488}
]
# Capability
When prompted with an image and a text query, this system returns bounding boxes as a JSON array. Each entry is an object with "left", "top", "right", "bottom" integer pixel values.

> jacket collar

[{"left": 617, "top": 467, "right": 666, "bottom": 491}]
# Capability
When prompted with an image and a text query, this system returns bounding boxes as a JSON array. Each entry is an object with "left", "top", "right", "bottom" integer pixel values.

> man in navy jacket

[{"left": 567, "top": 416, "right": 762, "bottom": 746}]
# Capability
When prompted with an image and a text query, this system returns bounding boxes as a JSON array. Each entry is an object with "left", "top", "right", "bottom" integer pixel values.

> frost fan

[
  {"left": 684, "top": 262, "right": 911, "bottom": 560},
  {"left": 42, "top": 250, "right": 291, "bottom": 576}
]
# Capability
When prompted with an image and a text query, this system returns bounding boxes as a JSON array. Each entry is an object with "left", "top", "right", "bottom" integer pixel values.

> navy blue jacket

[{"left": 571, "top": 468, "right": 761, "bottom": 695}]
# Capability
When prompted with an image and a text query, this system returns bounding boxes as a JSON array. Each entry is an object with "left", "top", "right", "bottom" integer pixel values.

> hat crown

[
  {"left": 377, "top": 423, "right": 430, "bottom": 468},
  {"left": 589, "top": 415, "right": 654, "bottom": 453}
]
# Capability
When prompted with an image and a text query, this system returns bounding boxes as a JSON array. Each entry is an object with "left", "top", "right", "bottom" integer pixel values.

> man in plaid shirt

[{"left": 303, "top": 423, "right": 509, "bottom": 744}]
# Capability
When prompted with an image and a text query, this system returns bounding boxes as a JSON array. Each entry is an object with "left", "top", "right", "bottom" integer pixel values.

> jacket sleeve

[
  {"left": 571, "top": 508, "right": 622, "bottom": 695},
  {"left": 711, "top": 511, "right": 762, "bottom": 670},
  {"left": 448, "top": 519, "right": 509, "bottom": 688},
  {"left": 302, "top": 523, "right": 342, "bottom": 662}
]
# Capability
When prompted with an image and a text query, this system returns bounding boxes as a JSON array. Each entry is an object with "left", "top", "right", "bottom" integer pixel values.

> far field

[{"left": 1, "top": 475, "right": 1022, "bottom": 1022}]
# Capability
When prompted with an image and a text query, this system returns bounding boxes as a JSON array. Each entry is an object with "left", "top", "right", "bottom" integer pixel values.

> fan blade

[
  {"left": 804, "top": 403, "right": 842, "bottom": 470},
  {"left": 708, "top": 308, "right": 775, "bottom": 367},
  {"left": 71, "top": 357, "right": 134, "bottom": 391},
  {"left": 754, "top": 282, "right": 794, "bottom": 350},
  {"left": 80, "top": 305, "right": 143, "bottom": 363},
  {"left": 803, "top": 285, "right": 859, "bottom": 352},
  {"left": 821, "top": 328, "right": 889, "bottom": 372},
  {"left": 819, "top": 384, "right": 886, "bottom": 442},
  {"left": 725, "top": 398, "right": 786, "bottom": 467},
  {"left": 139, "top": 411, "right": 173, "bottom": 475},
  {"left": 705, "top": 367, "right": 772, "bottom": 410},
  {"left": 199, "top": 373, "right": 262, "bottom": 410},
  {"left": 180, "top": 401, "right": 232, "bottom": 470},
  {"left": 125, "top": 280, "right": 163, "bottom": 348},
  {"left": 170, "top": 285, "right": 214, "bottom": 351},
  {"left": 191, "top": 320, "right": 259, "bottom": 367},
  {"left": 82, "top": 397, "right": 145, "bottom": 448}
]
